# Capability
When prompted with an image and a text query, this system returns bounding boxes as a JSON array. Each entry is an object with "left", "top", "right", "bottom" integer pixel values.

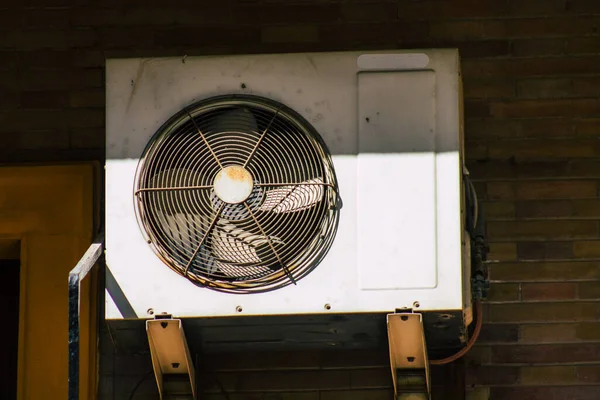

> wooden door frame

[{"left": 0, "top": 163, "right": 100, "bottom": 399}]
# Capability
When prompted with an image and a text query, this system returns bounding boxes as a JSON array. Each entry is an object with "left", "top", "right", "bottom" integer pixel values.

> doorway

[{"left": 0, "top": 239, "right": 20, "bottom": 399}]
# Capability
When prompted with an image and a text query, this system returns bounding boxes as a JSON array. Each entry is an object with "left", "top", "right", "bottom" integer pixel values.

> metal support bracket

[
  {"left": 147, "top": 314, "right": 197, "bottom": 399},
  {"left": 387, "top": 311, "right": 431, "bottom": 400}
]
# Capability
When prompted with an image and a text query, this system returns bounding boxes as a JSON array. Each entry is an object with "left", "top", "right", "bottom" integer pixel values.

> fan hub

[{"left": 213, "top": 165, "right": 254, "bottom": 204}]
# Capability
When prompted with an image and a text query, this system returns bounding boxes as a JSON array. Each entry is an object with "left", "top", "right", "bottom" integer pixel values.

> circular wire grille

[{"left": 134, "top": 94, "right": 341, "bottom": 294}]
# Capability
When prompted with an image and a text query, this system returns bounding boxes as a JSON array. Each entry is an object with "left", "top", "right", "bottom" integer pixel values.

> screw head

[
  {"left": 413, "top": 301, "right": 420, "bottom": 308},
  {"left": 147, "top": 308, "right": 154, "bottom": 315},
  {"left": 236, "top": 306, "right": 243, "bottom": 313},
  {"left": 324, "top": 303, "right": 331, "bottom": 310}
]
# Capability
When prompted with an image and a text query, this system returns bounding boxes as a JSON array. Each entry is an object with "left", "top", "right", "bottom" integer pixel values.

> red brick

[
  {"left": 463, "top": 56, "right": 600, "bottom": 78},
  {"left": 572, "top": 199, "right": 600, "bottom": 218},
  {"left": 20, "top": 91, "right": 69, "bottom": 108},
  {"left": 0, "top": 52, "right": 17, "bottom": 71},
  {"left": 517, "top": 242, "right": 573, "bottom": 260},
  {"left": 72, "top": 6, "right": 233, "bottom": 27},
  {"left": 261, "top": 26, "right": 319, "bottom": 44},
  {"left": 576, "top": 119, "right": 600, "bottom": 136},
  {"left": 430, "top": 21, "right": 482, "bottom": 39},
  {"left": 521, "top": 366, "right": 578, "bottom": 384},
  {"left": 519, "top": 77, "right": 600, "bottom": 99},
  {"left": 517, "top": 78, "right": 572, "bottom": 99},
  {"left": 71, "top": 50, "right": 105, "bottom": 68},
  {"left": 463, "top": 79, "right": 515, "bottom": 100},
  {"left": 567, "top": 160, "right": 600, "bottom": 178},
  {"left": 100, "top": 27, "right": 155, "bottom": 48},
  {"left": 491, "top": 99, "right": 600, "bottom": 118},
  {"left": 485, "top": 17, "right": 600, "bottom": 38},
  {"left": 566, "top": 37, "right": 600, "bottom": 54},
  {"left": 19, "top": 69, "right": 103, "bottom": 90},
  {"left": 491, "top": 386, "right": 600, "bottom": 400},
  {"left": 155, "top": 27, "right": 261, "bottom": 47},
  {"left": 4, "top": 110, "right": 65, "bottom": 130},
  {"left": 573, "top": 241, "right": 600, "bottom": 258},
  {"left": 70, "top": 128, "right": 104, "bottom": 149},
  {"left": 521, "top": 282, "right": 577, "bottom": 300},
  {"left": 17, "top": 51, "right": 71, "bottom": 70},
  {"left": 577, "top": 322, "right": 600, "bottom": 340},
  {"left": 492, "top": 343, "right": 600, "bottom": 363},
  {"left": 489, "top": 302, "right": 600, "bottom": 323},
  {"left": 489, "top": 261, "right": 600, "bottom": 281},
  {"left": 15, "top": 29, "right": 96, "bottom": 50},
  {"left": 465, "top": 100, "right": 490, "bottom": 117},
  {"left": 520, "top": 323, "right": 578, "bottom": 343},
  {"left": 488, "top": 138, "right": 598, "bottom": 160},
  {"left": 487, "top": 282, "right": 520, "bottom": 301},
  {"left": 566, "top": 0, "right": 600, "bottom": 13},
  {"left": 234, "top": 4, "right": 340, "bottom": 25},
  {"left": 487, "top": 181, "right": 597, "bottom": 201},
  {"left": 508, "top": 0, "right": 567, "bottom": 15},
  {"left": 466, "top": 346, "right": 491, "bottom": 364},
  {"left": 511, "top": 38, "right": 565, "bottom": 56},
  {"left": 578, "top": 281, "right": 600, "bottom": 299},
  {"left": 465, "top": 141, "right": 488, "bottom": 160},
  {"left": 70, "top": 90, "right": 104, "bottom": 108},
  {"left": 0, "top": 10, "right": 24, "bottom": 29},
  {"left": 572, "top": 77, "right": 600, "bottom": 97},
  {"left": 399, "top": 0, "right": 507, "bottom": 19},
  {"left": 518, "top": 118, "right": 575, "bottom": 138},
  {"left": 23, "top": 0, "right": 71, "bottom": 5},
  {"left": 14, "top": 130, "right": 70, "bottom": 150},
  {"left": 0, "top": 91, "right": 18, "bottom": 109},
  {"left": 453, "top": 40, "right": 511, "bottom": 58},
  {"left": 68, "top": 108, "right": 104, "bottom": 128},
  {"left": 483, "top": 203, "right": 516, "bottom": 220},
  {"left": 577, "top": 366, "right": 600, "bottom": 383},
  {"left": 465, "top": 119, "right": 519, "bottom": 140},
  {"left": 340, "top": 3, "right": 397, "bottom": 22},
  {"left": 466, "top": 366, "right": 518, "bottom": 386},
  {"left": 24, "top": 8, "right": 69, "bottom": 28},
  {"left": 488, "top": 242, "right": 517, "bottom": 261},
  {"left": 478, "top": 323, "right": 519, "bottom": 343},
  {"left": 323, "top": 22, "right": 427, "bottom": 45},
  {"left": 515, "top": 201, "right": 573, "bottom": 219},
  {"left": 0, "top": 72, "right": 16, "bottom": 91},
  {"left": 447, "top": 160, "right": 600, "bottom": 181}
]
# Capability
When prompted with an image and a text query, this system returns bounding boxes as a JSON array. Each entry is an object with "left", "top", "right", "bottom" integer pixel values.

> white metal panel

[
  {"left": 104, "top": 49, "right": 465, "bottom": 319},
  {"left": 357, "top": 71, "right": 437, "bottom": 290}
]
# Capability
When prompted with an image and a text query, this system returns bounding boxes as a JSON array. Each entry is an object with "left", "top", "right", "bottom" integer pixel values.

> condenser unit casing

[{"left": 105, "top": 49, "right": 469, "bottom": 323}]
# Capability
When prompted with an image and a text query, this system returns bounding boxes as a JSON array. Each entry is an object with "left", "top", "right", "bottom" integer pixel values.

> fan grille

[{"left": 134, "top": 95, "right": 340, "bottom": 293}]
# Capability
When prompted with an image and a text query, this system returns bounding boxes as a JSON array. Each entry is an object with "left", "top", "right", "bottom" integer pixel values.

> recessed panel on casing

[{"left": 357, "top": 70, "right": 438, "bottom": 290}]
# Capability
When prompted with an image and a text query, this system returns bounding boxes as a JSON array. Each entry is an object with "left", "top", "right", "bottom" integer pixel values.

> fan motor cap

[{"left": 213, "top": 165, "right": 254, "bottom": 204}]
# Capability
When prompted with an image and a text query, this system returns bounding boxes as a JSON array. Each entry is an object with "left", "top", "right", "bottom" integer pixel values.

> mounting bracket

[
  {"left": 387, "top": 311, "right": 431, "bottom": 400},
  {"left": 147, "top": 314, "right": 196, "bottom": 399}
]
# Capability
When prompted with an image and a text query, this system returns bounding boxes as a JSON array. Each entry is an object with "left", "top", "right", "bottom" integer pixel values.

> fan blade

[
  {"left": 208, "top": 107, "right": 259, "bottom": 134},
  {"left": 259, "top": 178, "right": 324, "bottom": 213},
  {"left": 154, "top": 211, "right": 218, "bottom": 274},
  {"left": 211, "top": 219, "right": 283, "bottom": 277}
]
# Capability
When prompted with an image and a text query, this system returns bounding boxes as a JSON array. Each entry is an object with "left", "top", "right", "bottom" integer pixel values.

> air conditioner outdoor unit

[{"left": 105, "top": 50, "right": 485, "bottom": 396}]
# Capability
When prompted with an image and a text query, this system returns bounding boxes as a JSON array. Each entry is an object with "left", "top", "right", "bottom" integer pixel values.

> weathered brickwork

[{"left": 3, "top": 0, "right": 600, "bottom": 398}]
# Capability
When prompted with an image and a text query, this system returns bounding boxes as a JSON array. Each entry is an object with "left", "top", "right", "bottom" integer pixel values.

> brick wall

[{"left": 3, "top": 0, "right": 600, "bottom": 398}]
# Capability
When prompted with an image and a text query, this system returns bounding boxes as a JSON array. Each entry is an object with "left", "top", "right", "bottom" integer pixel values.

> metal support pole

[{"left": 68, "top": 233, "right": 104, "bottom": 400}]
